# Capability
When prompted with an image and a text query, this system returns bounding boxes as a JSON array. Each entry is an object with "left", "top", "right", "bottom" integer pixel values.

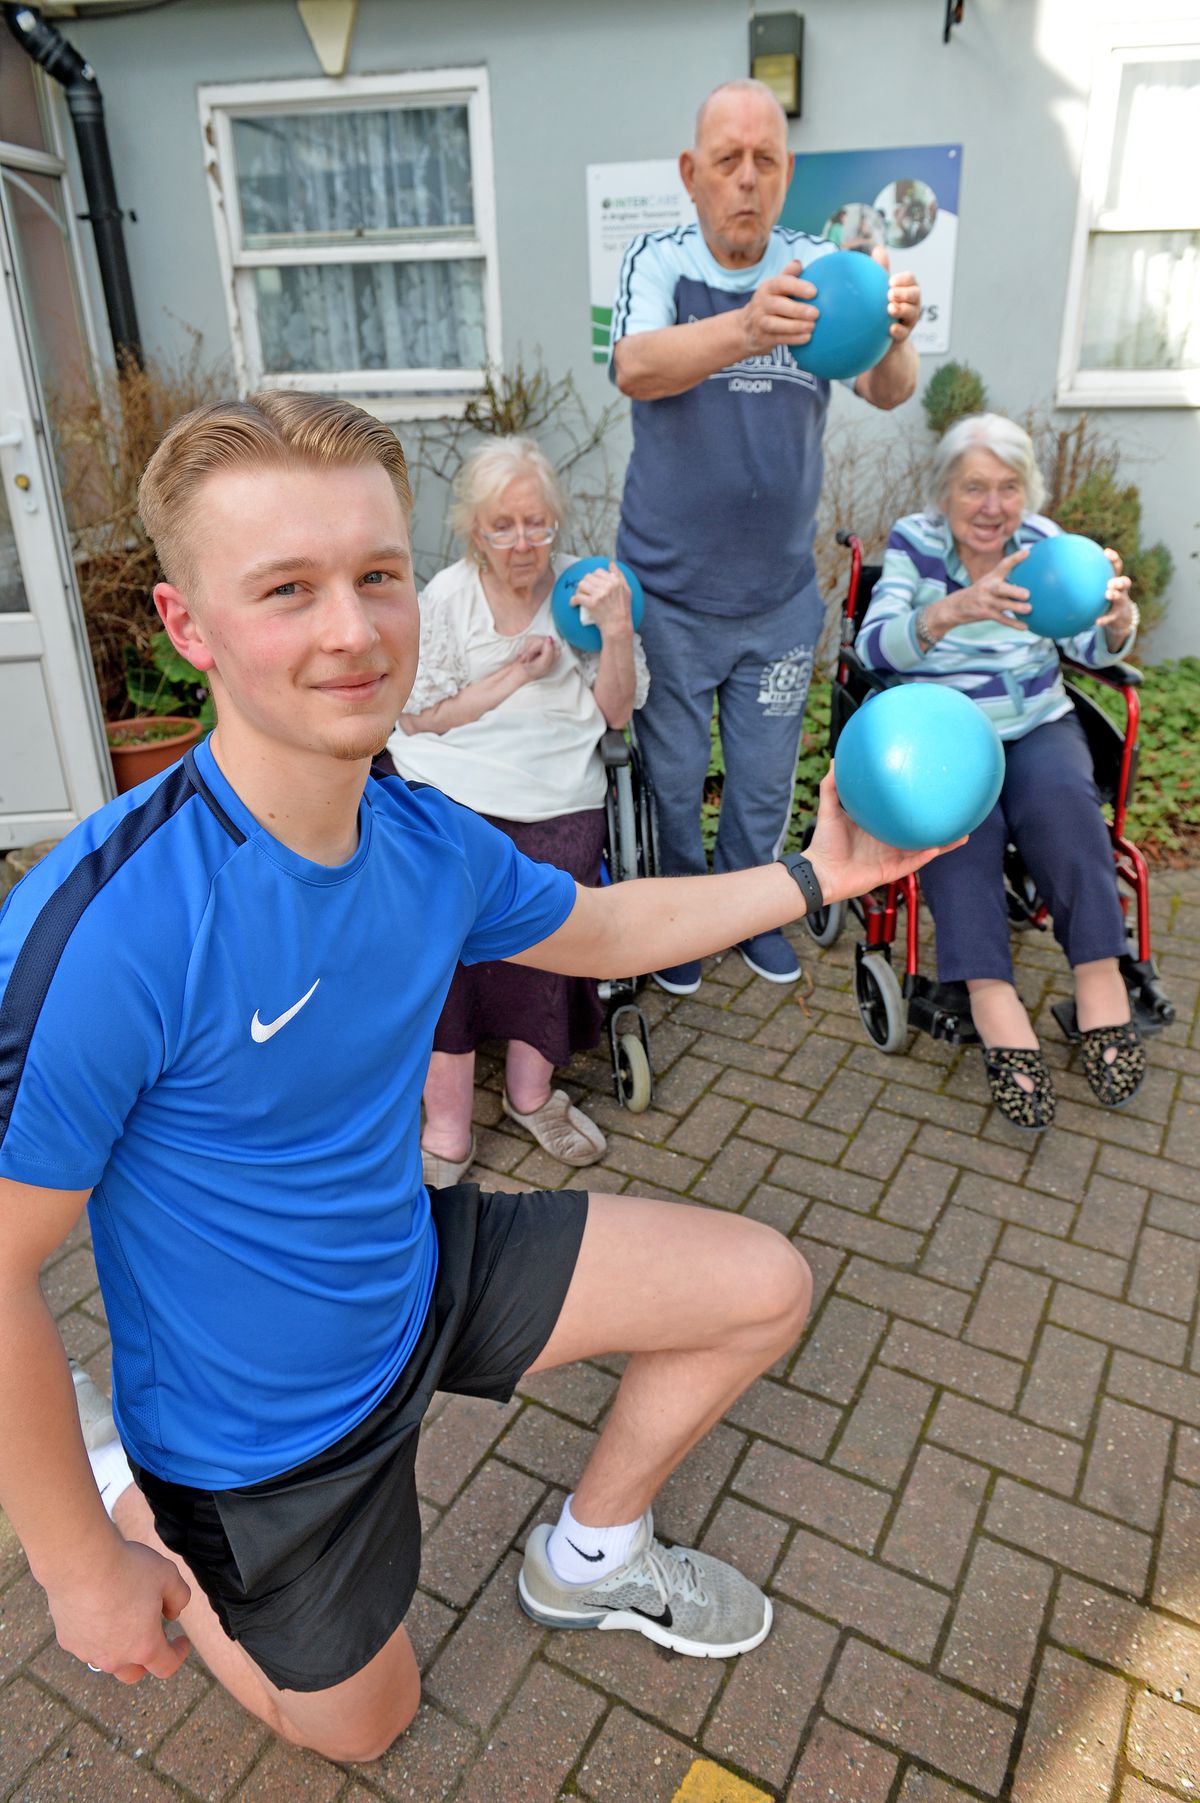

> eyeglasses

[{"left": 479, "top": 521, "right": 558, "bottom": 550}]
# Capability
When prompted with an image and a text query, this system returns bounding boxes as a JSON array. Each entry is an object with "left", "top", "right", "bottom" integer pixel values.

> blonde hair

[
  {"left": 928, "top": 412, "right": 1046, "bottom": 516},
  {"left": 449, "top": 436, "right": 566, "bottom": 560},
  {"left": 138, "top": 390, "right": 413, "bottom": 589}
]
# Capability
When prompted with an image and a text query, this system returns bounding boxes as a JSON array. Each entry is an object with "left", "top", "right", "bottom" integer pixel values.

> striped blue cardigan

[{"left": 856, "top": 512, "right": 1135, "bottom": 741}]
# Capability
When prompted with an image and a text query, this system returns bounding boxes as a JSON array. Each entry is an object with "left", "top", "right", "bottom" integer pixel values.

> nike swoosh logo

[
  {"left": 250, "top": 979, "right": 320, "bottom": 1043},
  {"left": 631, "top": 1603, "right": 673, "bottom": 1627},
  {"left": 566, "top": 1538, "right": 606, "bottom": 1563}
]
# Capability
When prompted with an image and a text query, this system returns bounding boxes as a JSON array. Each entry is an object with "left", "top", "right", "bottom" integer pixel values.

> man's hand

[
  {"left": 47, "top": 1537, "right": 192, "bottom": 1684},
  {"left": 739, "top": 259, "right": 819, "bottom": 357},
  {"left": 871, "top": 248, "right": 921, "bottom": 344},
  {"left": 806, "top": 766, "right": 965, "bottom": 904}
]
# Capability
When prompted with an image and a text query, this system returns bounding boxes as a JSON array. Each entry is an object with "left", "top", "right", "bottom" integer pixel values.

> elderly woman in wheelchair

[{"left": 855, "top": 413, "right": 1143, "bottom": 1130}]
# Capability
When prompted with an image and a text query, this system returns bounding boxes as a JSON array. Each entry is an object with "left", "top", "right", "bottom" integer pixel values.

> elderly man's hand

[
  {"left": 870, "top": 248, "right": 921, "bottom": 345},
  {"left": 740, "top": 260, "right": 819, "bottom": 357}
]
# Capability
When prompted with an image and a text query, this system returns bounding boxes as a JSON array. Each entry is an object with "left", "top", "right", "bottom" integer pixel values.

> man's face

[
  {"left": 156, "top": 460, "right": 419, "bottom": 765},
  {"left": 681, "top": 91, "right": 793, "bottom": 269}
]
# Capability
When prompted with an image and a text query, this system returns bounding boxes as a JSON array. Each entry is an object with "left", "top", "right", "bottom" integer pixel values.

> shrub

[
  {"left": 921, "top": 360, "right": 988, "bottom": 437},
  {"left": 48, "top": 339, "right": 228, "bottom": 718}
]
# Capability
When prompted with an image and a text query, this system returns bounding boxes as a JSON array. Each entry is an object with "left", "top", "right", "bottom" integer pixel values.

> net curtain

[{"left": 233, "top": 104, "right": 487, "bottom": 374}]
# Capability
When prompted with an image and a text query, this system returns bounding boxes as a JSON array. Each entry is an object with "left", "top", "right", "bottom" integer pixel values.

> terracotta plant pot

[{"left": 107, "top": 716, "right": 203, "bottom": 795}]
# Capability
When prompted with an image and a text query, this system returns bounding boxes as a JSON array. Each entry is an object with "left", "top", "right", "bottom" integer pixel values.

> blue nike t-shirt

[
  {"left": 0, "top": 739, "right": 575, "bottom": 1487},
  {"left": 610, "top": 222, "right": 840, "bottom": 619}
]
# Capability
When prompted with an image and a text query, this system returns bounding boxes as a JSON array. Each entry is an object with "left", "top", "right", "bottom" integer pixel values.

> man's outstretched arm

[
  {"left": 0, "top": 1176, "right": 191, "bottom": 1682},
  {"left": 513, "top": 767, "right": 961, "bottom": 979}
]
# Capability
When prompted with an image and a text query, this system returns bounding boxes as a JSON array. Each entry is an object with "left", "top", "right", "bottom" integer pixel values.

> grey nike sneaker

[{"left": 518, "top": 1511, "right": 772, "bottom": 1658}]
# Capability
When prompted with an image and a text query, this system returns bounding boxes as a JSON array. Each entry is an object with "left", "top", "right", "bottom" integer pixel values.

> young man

[{"left": 0, "top": 392, "right": 947, "bottom": 1764}]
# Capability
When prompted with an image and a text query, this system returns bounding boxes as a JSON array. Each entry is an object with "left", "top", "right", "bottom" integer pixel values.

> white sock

[
  {"left": 88, "top": 1436, "right": 134, "bottom": 1520},
  {"left": 545, "top": 1493, "right": 644, "bottom": 1585}
]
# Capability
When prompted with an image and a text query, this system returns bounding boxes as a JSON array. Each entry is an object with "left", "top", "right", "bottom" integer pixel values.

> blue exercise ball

[
  {"left": 1018, "top": 534, "right": 1111, "bottom": 640},
  {"left": 551, "top": 556, "right": 645, "bottom": 652},
  {"left": 835, "top": 683, "right": 1005, "bottom": 850},
  {"left": 789, "top": 251, "right": 893, "bottom": 382}
]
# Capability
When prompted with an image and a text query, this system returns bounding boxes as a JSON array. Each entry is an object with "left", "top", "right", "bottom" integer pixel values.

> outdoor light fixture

[{"left": 749, "top": 11, "right": 803, "bottom": 118}]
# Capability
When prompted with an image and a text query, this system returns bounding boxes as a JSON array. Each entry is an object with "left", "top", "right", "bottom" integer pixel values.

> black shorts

[{"left": 130, "top": 1183, "right": 588, "bottom": 1692}]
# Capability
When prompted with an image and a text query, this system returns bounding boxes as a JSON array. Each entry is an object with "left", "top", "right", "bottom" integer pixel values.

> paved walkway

[{"left": 4, "top": 867, "right": 1200, "bottom": 1803}]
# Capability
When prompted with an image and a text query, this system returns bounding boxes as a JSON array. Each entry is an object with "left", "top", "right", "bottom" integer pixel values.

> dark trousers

[
  {"left": 918, "top": 712, "right": 1127, "bottom": 985},
  {"left": 631, "top": 579, "right": 822, "bottom": 878}
]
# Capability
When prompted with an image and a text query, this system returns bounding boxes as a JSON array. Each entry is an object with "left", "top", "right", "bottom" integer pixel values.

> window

[
  {"left": 1058, "top": 22, "right": 1200, "bottom": 407},
  {"left": 200, "top": 71, "right": 501, "bottom": 415}
]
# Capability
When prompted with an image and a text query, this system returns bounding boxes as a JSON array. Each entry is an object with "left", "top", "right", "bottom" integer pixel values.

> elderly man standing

[{"left": 611, "top": 78, "right": 921, "bottom": 991}]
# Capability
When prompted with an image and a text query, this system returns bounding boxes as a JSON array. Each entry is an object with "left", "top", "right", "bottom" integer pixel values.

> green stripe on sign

[
  {"left": 592, "top": 349, "right": 608, "bottom": 363},
  {"left": 592, "top": 325, "right": 611, "bottom": 347},
  {"left": 591, "top": 304, "right": 613, "bottom": 326}
]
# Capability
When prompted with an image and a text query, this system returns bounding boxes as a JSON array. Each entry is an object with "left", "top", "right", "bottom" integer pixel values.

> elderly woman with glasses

[
  {"left": 855, "top": 413, "right": 1142, "bottom": 1131},
  {"left": 390, "top": 436, "right": 648, "bottom": 1181}
]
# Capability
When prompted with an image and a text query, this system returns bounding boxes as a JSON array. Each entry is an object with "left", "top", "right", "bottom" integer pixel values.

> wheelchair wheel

[
  {"left": 804, "top": 897, "right": 847, "bottom": 949},
  {"left": 855, "top": 952, "right": 909, "bottom": 1053},
  {"left": 617, "top": 1032, "right": 653, "bottom": 1112}
]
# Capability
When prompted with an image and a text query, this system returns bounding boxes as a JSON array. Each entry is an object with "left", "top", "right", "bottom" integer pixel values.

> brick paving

[{"left": 4, "top": 865, "right": 1200, "bottom": 1802}]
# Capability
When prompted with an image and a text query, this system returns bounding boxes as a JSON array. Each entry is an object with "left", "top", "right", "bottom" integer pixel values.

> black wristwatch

[{"left": 778, "top": 852, "right": 825, "bottom": 915}]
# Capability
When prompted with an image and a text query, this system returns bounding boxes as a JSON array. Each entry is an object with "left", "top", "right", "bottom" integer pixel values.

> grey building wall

[{"left": 64, "top": 0, "right": 1199, "bottom": 657}]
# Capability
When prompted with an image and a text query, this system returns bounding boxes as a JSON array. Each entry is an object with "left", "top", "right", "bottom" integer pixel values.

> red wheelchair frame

[{"left": 804, "top": 532, "right": 1175, "bottom": 1053}]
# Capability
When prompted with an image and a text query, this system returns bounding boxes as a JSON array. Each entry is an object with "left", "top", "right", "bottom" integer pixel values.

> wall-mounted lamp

[{"left": 749, "top": 11, "right": 804, "bottom": 118}]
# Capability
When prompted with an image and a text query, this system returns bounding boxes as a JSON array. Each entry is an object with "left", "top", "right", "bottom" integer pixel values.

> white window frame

[
  {"left": 1058, "top": 18, "right": 1200, "bottom": 409},
  {"left": 198, "top": 68, "right": 502, "bottom": 418}
]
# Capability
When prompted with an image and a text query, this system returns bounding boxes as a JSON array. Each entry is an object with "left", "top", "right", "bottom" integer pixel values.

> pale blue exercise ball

[
  {"left": 789, "top": 251, "right": 893, "bottom": 382},
  {"left": 835, "top": 683, "right": 1005, "bottom": 850},
  {"left": 551, "top": 556, "right": 645, "bottom": 652},
  {"left": 1018, "top": 534, "right": 1111, "bottom": 640}
]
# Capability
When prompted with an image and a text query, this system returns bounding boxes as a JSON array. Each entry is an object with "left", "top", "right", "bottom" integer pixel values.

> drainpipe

[{"left": 3, "top": 3, "right": 143, "bottom": 368}]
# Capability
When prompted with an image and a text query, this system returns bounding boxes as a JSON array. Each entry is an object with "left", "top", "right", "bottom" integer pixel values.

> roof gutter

[{"left": 4, "top": 1, "right": 143, "bottom": 367}]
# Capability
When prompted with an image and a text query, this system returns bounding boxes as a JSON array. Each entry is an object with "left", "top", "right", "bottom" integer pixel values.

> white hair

[
  {"left": 928, "top": 412, "right": 1046, "bottom": 515},
  {"left": 694, "top": 78, "right": 788, "bottom": 147},
  {"left": 449, "top": 435, "right": 567, "bottom": 549}
]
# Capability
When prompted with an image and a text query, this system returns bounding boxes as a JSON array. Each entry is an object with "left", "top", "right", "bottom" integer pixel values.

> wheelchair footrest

[
  {"left": 903, "top": 975, "right": 980, "bottom": 1046},
  {"left": 1054, "top": 955, "right": 1176, "bottom": 1043}
]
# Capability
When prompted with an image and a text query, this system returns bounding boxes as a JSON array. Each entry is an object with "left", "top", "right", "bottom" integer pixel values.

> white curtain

[
  {"left": 233, "top": 105, "right": 485, "bottom": 372},
  {"left": 1082, "top": 59, "right": 1200, "bottom": 372}
]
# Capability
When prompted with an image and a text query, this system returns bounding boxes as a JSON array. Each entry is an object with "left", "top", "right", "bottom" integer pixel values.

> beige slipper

[
  {"left": 421, "top": 1133, "right": 476, "bottom": 1189},
  {"left": 502, "top": 1088, "right": 607, "bottom": 1166}
]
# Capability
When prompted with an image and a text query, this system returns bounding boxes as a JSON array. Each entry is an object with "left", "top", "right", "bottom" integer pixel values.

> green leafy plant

[
  {"left": 1072, "top": 658, "right": 1200, "bottom": 861},
  {"left": 921, "top": 361, "right": 988, "bottom": 437},
  {"left": 123, "top": 631, "right": 215, "bottom": 729},
  {"left": 1053, "top": 466, "right": 1174, "bottom": 635}
]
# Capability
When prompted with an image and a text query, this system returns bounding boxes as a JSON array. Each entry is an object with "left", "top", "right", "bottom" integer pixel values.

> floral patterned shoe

[
  {"left": 1080, "top": 1021, "right": 1146, "bottom": 1109},
  {"left": 981, "top": 1046, "right": 1057, "bottom": 1131}
]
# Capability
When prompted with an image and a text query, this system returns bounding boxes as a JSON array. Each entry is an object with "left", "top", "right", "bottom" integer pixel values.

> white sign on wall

[
  {"left": 586, "top": 160, "right": 695, "bottom": 364},
  {"left": 587, "top": 146, "right": 961, "bottom": 360}
]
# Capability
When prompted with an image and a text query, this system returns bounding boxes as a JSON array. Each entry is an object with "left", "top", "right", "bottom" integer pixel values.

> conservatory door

[{"left": 0, "top": 159, "right": 111, "bottom": 853}]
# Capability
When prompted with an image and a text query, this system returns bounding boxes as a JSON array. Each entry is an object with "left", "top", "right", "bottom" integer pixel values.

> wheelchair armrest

[
  {"left": 840, "top": 645, "right": 909, "bottom": 693},
  {"left": 600, "top": 729, "right": 632, "bottom": 768},
  {"left": 1061, "top": 656, "right": 1143, "bottom": 690}
]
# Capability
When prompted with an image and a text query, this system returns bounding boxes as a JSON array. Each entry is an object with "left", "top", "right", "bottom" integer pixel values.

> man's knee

[
  {"left": 278, "top": 1674, "right": 420, "bottom": 1764},
  {"left": 726, "top": 1218, "right": 811, "bottom": 1351}
]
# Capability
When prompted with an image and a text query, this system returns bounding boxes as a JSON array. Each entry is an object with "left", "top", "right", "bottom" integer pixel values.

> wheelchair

[
  {"left": 597, "top": 729, "right": 660, "bottom": 1110},
  {"left": 803, "top": 531, "right": 1176, "bottom": 1054}
]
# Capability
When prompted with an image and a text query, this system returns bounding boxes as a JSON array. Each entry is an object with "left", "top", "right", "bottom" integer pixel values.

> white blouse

[{"left": 388, "top": 554, "right": 650, "bottom": 822}]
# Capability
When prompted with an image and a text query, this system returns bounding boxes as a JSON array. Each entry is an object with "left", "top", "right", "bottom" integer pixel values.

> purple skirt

[{"left": 433, "top": 809, "right": 606, "bottom": 1066}]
